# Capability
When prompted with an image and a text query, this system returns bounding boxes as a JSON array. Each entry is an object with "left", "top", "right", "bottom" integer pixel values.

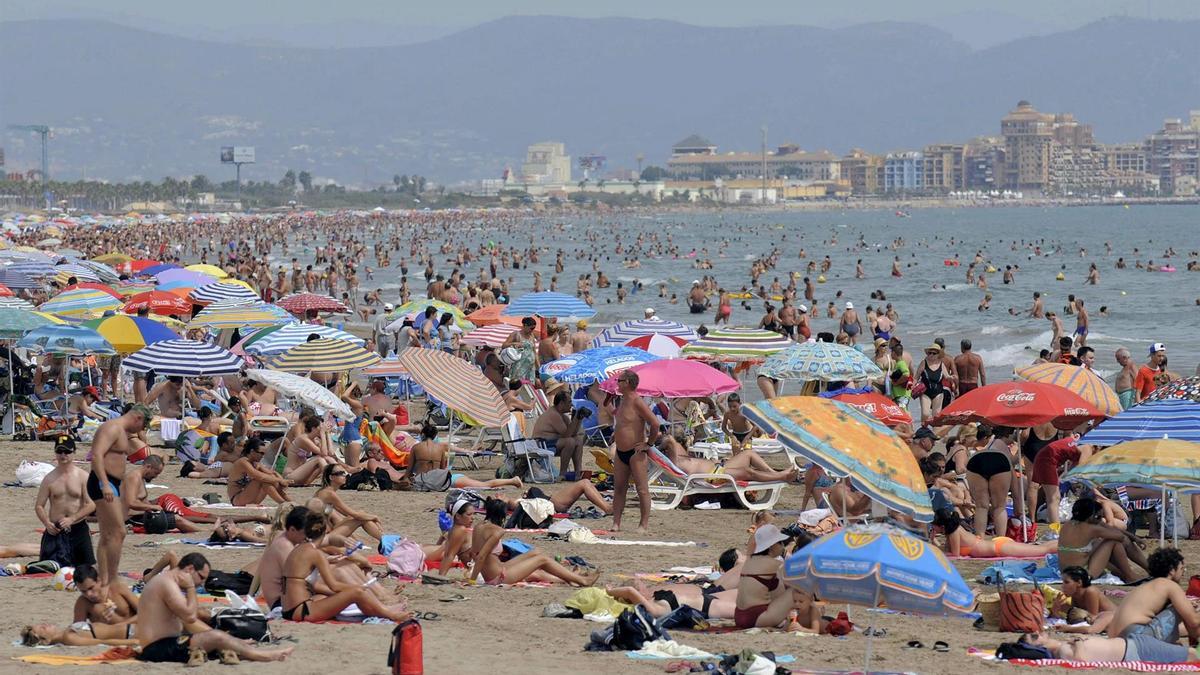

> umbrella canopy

[
  {"left": 540, "top": 346, "right": 660, "bottom": 385},
  {"left": 591, "top": 318, "right": 698, "bottom": 348},
  {"left": 123, "top": 339, "right": 244, "bottom": 376},
  {"left": 241, "top": 323, "right": 364, "bottom": 356},
  {"left": 1014, "top": 362, "right": 1122, "bottom": 417},
  {"left": 363, "top": 359, "right": 409, "bottom": 378},
  {"left": 680, "top": 327, "right": 794, "bottom": 362},
  {"left": 82, "top": 315, "right": 181, "bottom": 354},
  {"left": 1066, "top": 437, "right": 1200, "bottom": 490},
  {"left": 123, "top": 290, "right": 193, "bottom": 316},
  {"left": 74, "top": 260, "right": 121, "bottom": 283},
  {"left": 464, "top": 304, "right": 526, "bottom": 328},
  {"left": 114, "top": 280, "right": 156, "bottom": 297},
  {"left": 155, "top": 268, "right": 217, "bottom": 287},
  {"left": 932, "top": 382, "right": 1106, "bottom": 431},
  {"left": 1144, "top": 376, "right": 1200, "bottom": 404},
  {"left": 397, "top": 348, "right": 509, "bottom": 427},
  {"left": 184, "top": 263, "right": 229, "bottom": 278},
  {"left": 39, "top": 288, "right": 123, "bottom": 317},
  {"left": 0, "top": 268, "right": 41, "bottom": 290},
  {"left": 461, "top": 323, "right": 519, "bottom": 348},
  {"left": 502, "top": 292, "right": 596, "bottom": 318},
  {"left": 139, "top": 263, "right": 179, "bottom": 276},
  {"left": 0, "top": 296, "right": 36, "bottom": 310},
  {"left": 623, "top": 333, "right": 689, "bottom": 358},
  {"left": 52, "top": 263, "right": 102, "bottom": 283},
  {"left": 391, "top": 299, "right": 466, "bottom": 320},
  {"left": 265, "top": 338, "right": 380, "bottom": 373},
  {"left": 244, "top": 369, "right": 354, "bottom": 420},
  {"left": 744, "top": 396, "right": 933, "bottom": 522},
  {"left": 758, "top": 342, "right": 884, "bottom": 382},
  {"left": 189, "top": 301, "right": 292, "bottom": 330},
  {"left": 17, "top": 325, "right": 115, "bottom": 355},
  {"left": 1081, "top": 399, "right": 1200, "bottom": 445},
  {"left": 92, "top": 252, "right": 133, "bottom": 265},
  {"left": 783, "top": 524, "right": 974, "bottom": 616},
  {"left": 126, "top": 259, "right": 162, "bottom": 274},
  {"left": 822, "top": 386, "right": 913, "bottom": 427},
  {"left": 276, "top": 293, "right": 349, "bottom": 314},
  {"left": 62, "top": 282, "right": 122, "bottom": 299},
  {"left": 0, "top": 307, "right": 67, "bottom": 339},
  {"left": 190, "top": 280, "right": 260, "bottom": 305},
  {"left": 598, "top": 359, "right": 739, "bottom": 398}
]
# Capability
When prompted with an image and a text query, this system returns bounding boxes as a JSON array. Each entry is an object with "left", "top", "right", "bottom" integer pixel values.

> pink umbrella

[
  {"left": 624, "top": 333, "right": 689, "bottom": 358},
  {"left": 599, "top": 359, "right": 739, "bottom": 398},
  {"left": 462, "top": 323, "right": 518, "bottom": 348}
]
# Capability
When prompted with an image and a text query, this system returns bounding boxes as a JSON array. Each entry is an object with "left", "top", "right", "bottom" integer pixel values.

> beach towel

[
  {"left": 979, "top": 556, "right": 1123, "bottom": 586},
  {"left": 970, "top": 648, "right": 1200, "bottom": 672},
  {"left": 13, "top": 647, "right": 136, "bottom": 666},
  {"left": 179, "top": 538, "right": 265, "bottom": 549},
  {"left": 627, "top": 639, "right": 715, "bottom": 660}
]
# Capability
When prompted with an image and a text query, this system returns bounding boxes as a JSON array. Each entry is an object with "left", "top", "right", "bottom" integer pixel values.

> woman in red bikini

[{"left": 734, "top": 523, "right": 799, "bottom": 629}]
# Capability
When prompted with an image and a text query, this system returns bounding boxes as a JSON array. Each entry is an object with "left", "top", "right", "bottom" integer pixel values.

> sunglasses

[
  {"left": 331, "top": 471, "right": 348, "bottom": 477},
  {"left": 54, "top": 448, "right": 74, "bottom": 455}
]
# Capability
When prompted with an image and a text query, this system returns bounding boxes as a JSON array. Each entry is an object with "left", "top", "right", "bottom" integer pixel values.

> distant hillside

[{"left": 1, "top": 16, "right": 1196, "bottom": 183}]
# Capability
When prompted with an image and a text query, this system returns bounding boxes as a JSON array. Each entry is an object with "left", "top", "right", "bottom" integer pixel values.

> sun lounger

[
  {"left": 643, "top": 447, "right": 786, "bottom": 511},
  {"left": 688, "top": 438, "right": 786, "bottom": 460}
]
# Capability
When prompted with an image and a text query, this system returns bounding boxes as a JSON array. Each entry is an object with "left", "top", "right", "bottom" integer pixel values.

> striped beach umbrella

[
  {"left": 0, "top": 307, "right": 67, "bottom": 339},
  {"left": 363, "top": 359, "right": 409, "bottom": 378},
  {"left": 1066, "top": 437, "right": 1200, "bottom": 490},
  {"left": 397, "top": 348, "right": 509, "bottom": 427},
  {"left": 189, "top": 301, "right": 292, "bottom": 330},
  {"left": 461, "top": 323, "right": 519, "bottom": 348},
  {"left": 51, "top": 263, "right": 102, "bottom": 284},
  {"left": 123, "top": 290, "right": 193, "bottom": 316},
  {"left": 74, "top": 260, "right": 121, "bottom": 283},
  {"left": 244, "top": 369, "right": 354, "bottom": 420},
  {"left": 680, "top": 327, "right": 794, "bottom": 362},
  {"left": 40, "top": 288, "right": 123, "bottom": 317},
  {"left": 190, "top": 280, "right": 260, "bottom": 305},
  {"left": 91, "top": 252, "right": 133, "bottom": 266},
  {"left": 1015, "top": 362, "right": 1122, "bottom": 417},
  {"left": 122, "top": 339, "right": 244, "bottom": 376},
  {"left": 17, "top": 325, "right": 115, "bottom": 356},
  {"left": 277, "top": 293, "right": 348, "bottom": 314},
  {"left": 242, "top": 323, "right": 364, "bottom": 356},
  {"left": 0, "top": 297, "right": 36, "bottom": 310},
  {"left": 265, "top": 338, "right": 380, "bottom": 373},
  {"left": 114, "top": 280, "right": 157, "bottom": 297},
  {"left": 502, "top": 292, "right": 596, "bottom": 318},
  {"left": 82, "top": 315, "right": 181, "bottom": 354},
  {"left": 591, "top": 318, "right": 698, "bottom": 348},
  {"left": 758, "top": 342, "right": 884, "bottom": 382},
  {"left": 0, "top": 268, "right": 41, "bottom": 290},
  {"left": 623, "top": 333, "right": 689, "bottom": 358},
  {"left": 540, "top": 346, "right": 660, "bottom": 385},
  {"left": 389, "top": 299, "right": 473, "bottom": 330},
  {"left": 1081, "top": 399, "right": 1200, "bottom": 446}
]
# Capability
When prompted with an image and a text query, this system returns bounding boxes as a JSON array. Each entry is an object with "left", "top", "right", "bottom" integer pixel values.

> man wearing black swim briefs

[
  {"left": 610, "top": 371, "right": 659, "bottom": 534},
  {"left": 91, "top": 404, "right": 152, "bottom": 587}
]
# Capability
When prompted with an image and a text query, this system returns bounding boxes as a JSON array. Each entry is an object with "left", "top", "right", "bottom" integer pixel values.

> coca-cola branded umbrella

[{"left": 931, "top": 382, "right": 1105, "bottom": 431}]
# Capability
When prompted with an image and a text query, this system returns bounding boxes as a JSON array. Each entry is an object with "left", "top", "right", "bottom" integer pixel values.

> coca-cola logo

[
  {"left": 1063, "top": 407, "right": 1091, "bottom": 416},
  {"left": 996, "top": 390, "right": 1036, "bottom": 408}
]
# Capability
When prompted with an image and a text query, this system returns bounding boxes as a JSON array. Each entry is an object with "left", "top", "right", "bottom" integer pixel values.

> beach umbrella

[
  {"left": 1080, "top": 399, "right": 1200, "bottom": 445},
  {"left": 242, "top": 323, "right": 364, "bottom": 356},
  {"left": 91, "top": 252, "right": 133, "bottom": 266},
  {"left": 139, "top": 263, "right": 178, "bottom": 276},
  {"left": 17, "top": 325, "right": 115, "bottom": 356},
  {"left": 758, "top": 341, "right": 884, "bottom": 382},
  {"left": 189, "top": 301, "right": 292, "bottom": 330},
  {"left": 0, "top": 268, "right": 40, "bottom": 290},
  {"left": 51, "top": 263, "right": 102, "bottom": 283},
  {"left": 81, "top": 315, "right": 181, "bottom": 354},
  {"left": 932, "top": 382, "right": 1105, "bottom": 431},
  {"left": 37, "top": 237, "right": 62, "bottom": 248},
  {"left": 0, "top": 297, "right": 36, "bottom": 310},
  {"left": 276, "top": 293, "right": 349, "bottom": 314},
  {"left": 0, "top": 307, "right": 67, "bottom": 339},
  {"left": 61, "top": 282, "right": 122, "bottom": 299},
  {"left": 126, "top": 259, "right": 162, "bottom": 274},
  {"left": 363, "top": 359, "right": 409, "bottom": 378},
  {"left": 189, "top": 280, "right": 260, "bottom": 305},
  {"left": 123, "top": 339, "right": 244, "bottom": 376},
  {"left": 1144, "top": 376, "right": 1200, "bottom": 404},
  {"left": 502, "top": 292, "right": 596, "bottom": 318},
  {"left": 591, "top": 318, "right": 699, "bottom": 348},
  {"left": 389, "top": 299, "right": 473, "bottom": 330},
  {"left": 74, "top": 260, "right": 121, "bottom": 283},
  {"left": 821, "top": 386, "right": 913, "bottom": 427},
  {"left": 113, "top": 280, "right": 156, "bottom": 297},
  {"left": 680, "top": 327, "right": 793, "bottom": 362},
  {"left": 461, "top": 323, "right": 519, "bottom": 348},
  {"left": 155, "top": 268, "right": 217, "bottom": 287},
  {"left": 598, "top": 358, "right": 739, "bottom": 398},
  {"left": 39, "top": 288, "right": 123, "bottom": 317},
  {"left": 184, "top": 263, "right": 229, "bottom": 278},
  {"left": 540, "top": 346, "right": 660, "bottom": 385},
  {"left": 244, "top": 369, "right": 353, "bottom": 420},
  {"left": 1066, "top": 437, "right": 1200, "bottom": 491},
  {"left": 265, "top": 338, "right": 380, "bottom": 373},
  {"left": 397, "top": 348, "right": 509, "bottom": 427},
  {"left": 0, "top": 283, "right": 11, "bottom": 297},
  {"left": 155, "top": 280, "right": 199, "bottom": 293},
  {"left": 783, "top": 524, "right": 974, "bottom": 669},
  {"left": 123, "top": 290, "right": 193, "bottom": 316},
  {"left": 743, "top": 396, "right": 933, "bottom": 522},
  {"left": 623, "top": 333, "right": 689, "bottom": 358},
  {"left": 1014, "top": 362, "right": 1122, "bottom": 417},
  {"left": 465, "top": 304, "right": 522, "bottom": 327}
]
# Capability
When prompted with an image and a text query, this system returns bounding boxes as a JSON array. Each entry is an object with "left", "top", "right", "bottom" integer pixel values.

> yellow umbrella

[
  {"left": 266, "top": 338, "right": 381, "bottom": 373},
  {"left": 1014, "top": 362, "right": 1122, "bottom": 417},
  {"left": 92, "top": 252, "right": 133, "bottom": 265},
  {"left": 185, "top": 264, "right": 229, "bottom": 278},
  {"left": 1066, "top": 437, "right": 1200, "bottom": 490}
]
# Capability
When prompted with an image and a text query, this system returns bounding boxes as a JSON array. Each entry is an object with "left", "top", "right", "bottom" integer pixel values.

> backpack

[
  {"left": 610, "top": 606, "right": 668, "bottom": 651},
  {"left": 444, "top": 488, "right": 484, "bottom": 514},
  {"left": 386, "top": 538, "right": 427, "bottom": 577},
  {"left": 205, "top": 569, "right": 254, "bottom": 596},
  {"left": 212, "top": 607, "right": 270, "bottom": 642},
  {"left": 995, "top": 642, "right": 1053, "bottom": 661},
  {"left": 386, "top": 619, "right": 423, "bottom": 674}
]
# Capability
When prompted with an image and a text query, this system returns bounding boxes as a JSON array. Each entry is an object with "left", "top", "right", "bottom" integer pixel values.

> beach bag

[
  {"left": 995, "top": 642, "right": 1053, "bottom": 661},
  {"left": 999, "top": 589, "right": 1044, "bottom": 633},
  {"left": 387, "top": 619, "right": 423, "bottom": 675},
  {"left": 15, "top": 460, "right": 54, "bottom": 487},
  {"left": 345, "top": 469, "right": 378, "bottom": 491},
  {"left": 1006, "top": 518, "right": 1037, "bottom": 543},
  {"left": 387, "top": 538, "right": 427, "bottom": 577},
  {"left": 142, "top": 510, "right": 171, "bottom": 535},
  {"left": 205, "top": 570, "right": 254, "bottom": 596},
  {"left": 212, "top": 607, "right": 270, "bottom": 642},
  {"left": 611, "top": 606, "right": 668, "bottom": 651},
  {"left": 443, "top": 488, "right": 484, "bottom": 513}
]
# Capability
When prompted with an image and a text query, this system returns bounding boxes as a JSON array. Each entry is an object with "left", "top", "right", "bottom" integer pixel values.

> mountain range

[{"left": 1, "top": 16, "right": 1198, "bottom": 184}]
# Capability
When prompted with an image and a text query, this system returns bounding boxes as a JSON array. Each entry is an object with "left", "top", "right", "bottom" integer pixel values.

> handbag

[
  {"left": 212, "top": 607, "right": 270, "bottom": 642},
  {"left": 999, "top": 580, "right": 1044, "bottom": 633},
  {"left": 387, "top": 619, "right": 423, "bottom": 675}
]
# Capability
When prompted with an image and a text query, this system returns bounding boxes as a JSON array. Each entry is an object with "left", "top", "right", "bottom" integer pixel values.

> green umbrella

[{"left": 0, "top": 307, "right": 67, "bottom": 339}]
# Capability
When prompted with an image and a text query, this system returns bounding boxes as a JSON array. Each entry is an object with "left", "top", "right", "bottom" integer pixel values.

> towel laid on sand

[
  {"left": 970, "top": 648, "right": 1200, "bottom": 672},
  {"left": 13, "top": 647, "right": 136, "bottom": 666}
]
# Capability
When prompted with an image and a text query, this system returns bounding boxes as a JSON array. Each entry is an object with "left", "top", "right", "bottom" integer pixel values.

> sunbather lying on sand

[
  {"left": 20, "top": 621, "right": 140, "bottom": 647},
  {"left": 935, "top": 510, "right": 1058, "bottom": 558}
]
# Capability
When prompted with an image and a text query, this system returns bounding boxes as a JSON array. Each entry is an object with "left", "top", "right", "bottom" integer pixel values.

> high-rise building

[
  {"left": 520, "top": 142, "right": 572, "bottom": 184},
  {"left": 1144, "top": 114, "right": 1200, "bottom": 196},
  {"left": 883, "top": 152, "right": 924, "bottom": 193},
  {"left": 922, "top": 144, "right": 965, "bottom": 193},
  {"left": 964, "top": 138, "right": 1006, "bottom": 191}
]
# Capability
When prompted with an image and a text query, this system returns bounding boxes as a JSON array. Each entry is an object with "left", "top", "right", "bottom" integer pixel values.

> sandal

[
  {"left": 904, "top": 640, "right": 924, "bottom": 650},
  {"left": 186, "top": 648, "right": 208, "bottom": 667},
  {"left": 218, "top": 649, "right": 241, "bottom": 665},
  {"left": 933, "top": 641, "right": 950, "bottom": 653},
  {"left": 439, "top": 593, "right": 467, "bottom": 603},
  {"left": 415, "top": 611, "right": 440, "bottom": 621}
]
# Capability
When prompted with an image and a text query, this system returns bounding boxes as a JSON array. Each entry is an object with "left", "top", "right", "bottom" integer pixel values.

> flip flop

[
  {"left": 933, "top": 641, "right": 950, "bottom": 653},
  {"left": 439, "top": 593, "right": 467, "bottom": 603},
  {"left": 416, "top": 611, "right": 440, "bottom": 621},
  {"left": 420, "top": 572, "right": 452, "bottom": 585},
  {"left": 904, "top": 640, "right": 924, "bottom": 649}
]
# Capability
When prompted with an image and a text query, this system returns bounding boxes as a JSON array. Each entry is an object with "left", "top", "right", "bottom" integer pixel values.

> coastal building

[
  {"left": 1000, "top": 101, "right": 1093, "bottom": 193},
  {"left": 1144, "top": 113, "right": 1200, "bottom": 196},
  {"left": 666, "top": 137, "right": 840, "bottom": 182},
  {"left": 963, "top": 138, "right": 1006, "bottom": 191},
  {"left": 840, "top": 150, "right": 884, "bottom": 196},
  {"left": 922, "top": 144, "right": 965, "bottom": 193},
  {"left": 883, "top": 152, "right": 924, "bottom": 193},
  {"left": 520, "top": 142, "right": 571, "bottom": 184}
]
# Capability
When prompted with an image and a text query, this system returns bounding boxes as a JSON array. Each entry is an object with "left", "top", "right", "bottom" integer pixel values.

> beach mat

[
  {"left": 970, "top": 648, "right": 1200, "bottom": 672},
  {"left": 13, "top": 647, "right": 136, "bottom": 666}
]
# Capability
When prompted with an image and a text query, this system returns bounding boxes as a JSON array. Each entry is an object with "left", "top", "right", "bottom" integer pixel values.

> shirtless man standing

[
  {"left": 610, "top": 371, "right": 659, "bottom": 533},
  {"left": 1074, "top": 298, "right": 1090, "bottom": 348},
  {"left": 954, "top": 339, "right": 986, "bottom": 396},
  {"left": 136, "top": 552, "right": 292, "bottom": 665},
  {"left": 1115, "top": 348, "right": 1137, "bottom": 409},
  {"left": 362, "top": 379, "right": 397, "bottom": 436},
  {"left": 1029, "top": 291, "right": 1045, "bottom": 318},
  {"left": 90, "top": 404, "right": 152, "bottom": 586},
  {"left": 35, "top": 436, "right": 95, "bottom": 567},
  {"left": 142, "top": 376, "right": 195, "bottom": 419},
  {"left": 570, "top": 320, "right": 591, "bottom": 353}
]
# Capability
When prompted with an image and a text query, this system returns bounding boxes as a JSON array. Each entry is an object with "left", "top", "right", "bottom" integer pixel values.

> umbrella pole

[
  {"left": 864, "top": 585, "right": 881, "bottom": 672},
  {"left": 3, "top": 348, "right": 14, "bottom": 436},
  {"left": 1161, "top": 485, "right": 1167, "bottom": 548}
]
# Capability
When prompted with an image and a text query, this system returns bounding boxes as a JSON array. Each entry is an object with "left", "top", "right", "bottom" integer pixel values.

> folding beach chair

[
  {"left": 643, "top": 447, "right": 786, "bottom": 511},
  {"left": 499, "top": 414, "right": 556, "bottom": 483},
  {"left": 571, "top": 399, "right": 611, "bottom": 448}
]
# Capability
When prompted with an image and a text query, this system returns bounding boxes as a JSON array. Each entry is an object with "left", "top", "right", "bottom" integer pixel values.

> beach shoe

[
  {"left": 26, "top": 560, "right": 60, "bottom": 575},
  {"left": 904, "top": 640, "right": 924, "bottom": 650},
  {"left": 439, "top": 593, "right": 468, "bottom": 603},
  {"left": 933, "top": 641, "right": 950, "bottom": 653},
  {"left": 218, "top": 649, "right": 240, "bottom": 665},
  {"left": 186, "top": 648, "right": 207, "bottom": 667},
  {"left": 564, "top": 555, "right": 594, "bottom": 569}
]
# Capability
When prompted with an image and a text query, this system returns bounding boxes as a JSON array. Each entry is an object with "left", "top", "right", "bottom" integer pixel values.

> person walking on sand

[
  {"left": 610, "top": 371, "right": 659, "bottom": 534},
  {"left": 90, "top": 404, "right": 152, "bottom": 587}
]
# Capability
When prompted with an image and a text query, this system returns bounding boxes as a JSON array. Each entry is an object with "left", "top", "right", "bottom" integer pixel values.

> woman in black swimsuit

[
  {"left": 1019, "top": 423, "right": 1058, "bottom": 518},
  {"left": 917, "top": 344, "right": 952, "bottom": 426},
  {"left": 965, "top": 425, "right": 1022, "bottom": 537}
]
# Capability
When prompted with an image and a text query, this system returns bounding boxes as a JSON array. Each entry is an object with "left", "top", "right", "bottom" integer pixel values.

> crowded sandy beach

[{"left": 0, "top": 205, "right": 1199, "bottom": 674}]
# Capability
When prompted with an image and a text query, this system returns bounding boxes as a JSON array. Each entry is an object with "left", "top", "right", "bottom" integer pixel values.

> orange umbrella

[{"left": 466, "top": 304, "right": 543, "bottom": 331}]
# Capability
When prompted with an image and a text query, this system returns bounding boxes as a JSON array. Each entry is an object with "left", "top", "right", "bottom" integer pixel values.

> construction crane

[{"left": 8, "top": 125, "right": 50, "bottom": 206}]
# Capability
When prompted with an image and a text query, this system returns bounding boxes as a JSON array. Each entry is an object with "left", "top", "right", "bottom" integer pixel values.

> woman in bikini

[
  {"left": 227, "top": 438, "right": 290, "bottom": 506},
  {"left": 279, "top": 511, "right": 411, "bottom": 623},
  {"left": 1052, "top": 566, "right": 1115, "bottom": 634},
  {"left": 935, "top": 510, "right": 1057, "bottom": 558},
  {"left": 720, "top": 394, "right": 758, "bottom": 454},
  {"left": 462, "top": 498, "right": 599, "bottom": 586},
  {"left": 20, "top": 622, "right": 139, "bottom": 647},
  {"left": 734, "top": 523, "right": 799, "bottom": 629},
  {"left": 314, "top": 464, "right": 386, "bottom": 545},
  {"left": 281, "top": 415, "right": 332, "bottom": 486},
  {"left": 1058, "top": 497, "right": 1148, "bottom": 583},
  {"left": 208, "top": 518, "right": 268, "bottom": 545}
]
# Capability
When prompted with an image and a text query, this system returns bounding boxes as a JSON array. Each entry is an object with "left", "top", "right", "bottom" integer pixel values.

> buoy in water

[
  {"left": 817, "top": 275, "right": 826, "bottom": 284},
  {"left": 1121, "top": 291, "right": 1127, "bottom": 295},
  {"left": 1055, "top": 273, "right": 1065, "bottom": 281},
  {"left": 986, "top": 266, "right": 997, "bottom": 273}
]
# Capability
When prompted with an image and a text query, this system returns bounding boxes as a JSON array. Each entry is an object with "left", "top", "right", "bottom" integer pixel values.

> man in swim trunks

[
  {"left": 35, "top": 435, "right": 95, "bottom": 568},
  {"left": 1021, "top": 631, "right": 1190, "bottom": 664},
  {"left": 1114, "top": 349, "right": 1137, "bottom": 409},
  {"left": 610, "top": 371, "right": 659, "bottom": 534},
  {"left": 531, "top": 390, "right": 585, "bottom": 479},
  {"left": 954, "top": 339, "right": 985, "bottom": 396},
  {"left": 838, "top": 302, "right": 861, "bottom": 345},
  {"left": 90, "top": 404, "right": 152, "bottom": 586},
  {"left": 1074, "top": 298, "right": 1090, "bottom": 347},
  {"left": 1109, "top": 548, "right": 1200, "bottom": 656},
  {"left": 687, "top": 280, "right": 708, "bottom": 314}
]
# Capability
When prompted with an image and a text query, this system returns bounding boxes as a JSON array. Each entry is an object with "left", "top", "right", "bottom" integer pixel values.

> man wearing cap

[
  {"left": 34, "top": 436, "right": 96, "bottom": 568},
  {"left": 373, "top": 304, "right": 395, "bottom": 358},
  {"left": 67, "top": 386, "right": 106, "bottom": 430},
  {"left": 910, "top": 426, "right": 938, "bottom": 460},
  {"left": 838, "top": 302, "right": 861, "bottom": 345},
  {"left": 1135, "top": 344, "right": 1167, "bottom": 403},
  {"left": 688, "top": 281, "right": 708, "bottom": 314},
  {"left": 644, "top": 307, "right": 657, "bottom": 320},
  {"left": 91, "top": 404, "right": 153, "bottom": 586},
  {"left": 570, "top": 320, "right": 590, "bottom": 353}
]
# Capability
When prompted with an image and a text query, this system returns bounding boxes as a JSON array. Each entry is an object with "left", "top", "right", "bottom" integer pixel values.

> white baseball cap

[
  {"left": 1149, "top": 342, "right": 1166, "bottom": 355},
  {"left": 752, "top": 523, "right": 790, "bottom": 554},
  {"left": 845, "top": 301, "right": 854, "bottom": 309},
  {"left": 797, "top": 304, "right": 808, "bottom": 313},
  {"left": 383, "top": 303, "right": 394, "bottom": 311},
  {"left": 692, "top": 280, "right": 701, "bottom": 285},
  {"left": 644, "top": 308, "right": 656, "bottom": 317}
]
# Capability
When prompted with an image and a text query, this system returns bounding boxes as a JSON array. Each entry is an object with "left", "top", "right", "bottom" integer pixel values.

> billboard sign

[{"left": 220, "top": 146, "right": 255, "bottom": 164}]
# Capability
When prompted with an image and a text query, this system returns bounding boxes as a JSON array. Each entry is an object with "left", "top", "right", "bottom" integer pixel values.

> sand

[{"left": 0, "top": 438, "right": 1155, "bottom": 674}]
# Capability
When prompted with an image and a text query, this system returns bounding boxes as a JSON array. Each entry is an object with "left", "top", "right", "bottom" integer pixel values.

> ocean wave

[
  {"left": 930, "top": 283, "right": 974, "bottom": 292},
  {"left": 981, "top": 325, "right": 1012, "bottom": 335}
]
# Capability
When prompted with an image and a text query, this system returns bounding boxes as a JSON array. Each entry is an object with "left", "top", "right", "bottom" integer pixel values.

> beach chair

[
  {"left": 571, "top": 399, "right": 611, "bottom": 448},
  {"left": 643, "top": 447, "right": 786, "bottom": 511},
  {"left": 688, "top": 438, "right": 787, "bottom": 461},
  {"left": 498, "top": 414, "right": 556, "bottom": 483}
]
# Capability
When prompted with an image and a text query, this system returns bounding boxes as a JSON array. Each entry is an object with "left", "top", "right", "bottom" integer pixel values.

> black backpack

[
  {"left": 610, "top": 606, "right": 668, "bottom": 651},
  {"left": 996, "top": 642, "right": 1054, "bottom": 661},
  {"left": 212, "top": 607, "right": 270, "bottom": 642}
]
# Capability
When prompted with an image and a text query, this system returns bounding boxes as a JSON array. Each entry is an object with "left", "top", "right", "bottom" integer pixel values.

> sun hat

[{"left": 752, "top": 524, "right": 790, "bottom": 554}]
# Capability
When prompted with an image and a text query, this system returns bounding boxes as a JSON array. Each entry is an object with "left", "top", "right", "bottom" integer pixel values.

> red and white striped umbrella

[
  {"left": 624, "top": 333, "right": 689, "bottom": 358},
  {"left": 276, "top": 293, "right": 348, "bottom": 314},
  {"left": 462, "top": 323, "right": 519, "bottom": 348}
]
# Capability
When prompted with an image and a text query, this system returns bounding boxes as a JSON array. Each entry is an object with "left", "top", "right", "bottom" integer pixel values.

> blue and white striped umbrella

[
  {"left": 1081, "top": 399, "right": 1200, "bottom": 446},
  {"left": 73, "top": 259, "right": 121, "bottom": 283},
  {"left": 190, "top": 280, "right": 261, "bottom": 305},
  {"left": 17, "top": 325, "right": 115, "bottom": 356},
  {"left": 243, "top": 323, "right": 364, "bottom": 356},
  {"left": 540, "top": 346, "right": 660, "bottom": 385},
  {"left": 0, "top": 268, "right": 41, "bottom": 290},
  {"left": 4, "top": 261, "right": 56, "bottom": 278},
  {"left": 502, "top": 292, "right": 596, "bottom": 319},
  {"left": 51, "top": 263, "right": 102, "bottom": 282},
  {"left": 123, "top": 339, "right": 244, "bottom": 376},
  {"left": 591, "top": 318, "right": 699, "bottom": 348}
]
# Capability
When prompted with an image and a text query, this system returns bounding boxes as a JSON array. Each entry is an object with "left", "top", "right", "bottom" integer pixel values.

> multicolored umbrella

[
  {"left": 1065, "top": 437, "right": 1200, "bottom": 490},
  {"left": 0, "top": 268, "right": 40, "bottom": 290},
  {"left": 61, "top": 282, "right": 122, "bottom": 299},
  {"left": 623, "top": 333, "right": 689, "bottom": 358},
  {"left": 1081, "top": 399, "right": 1200, "bottom": 445},
  {"left": 461, "top": 323, "right": 519, "bottom": 348},
  {"left": 241, "top": 323, "right": 364, "bottom": 356},
  {"left": 363, "top": 359, "right": 409, "bottom": 378},
  {"left": 1015, "top": 362, "right": 1122, "bottom": 417},
  {"left": 189, "top": 301, "right": 292, "bottom": 330},
  {"left": 0, "top": 307, "right": 67, "bottom": 339},
  {"left": 821, "top": 386, "right": 913, "bottom": 427},
  {"left": 51, "top": 263, "right": 102, "bottom": 284},
  {"left": 758, "top": 341, "right": 884, "bottom": 382},
  {"left": 397, "top": 348, "right": 509, "bottom": 427},
  {"left": 126, "top": 259, "right": 162, "bottom": 274},
  {"left": 184, "top": 263, "right": 229, "bottom": 279},
  {"left": 502, "top": 292, "right": 596, "bottom": 318},
  {"left": 81, "top": 315, "right": 181, "bottom": 354},
  {"left": 113, "top": 281, "right": 157, "bottom": 297},
  {"left": 123, "top": 290, "right": 193, "bottom": 316},
  {"left": 932, "top": 382, "right": 1106, "bottom": 431},
  {"left": 39, "top": 288, "right": 123, "bottom": 317},
  {"left": 1144, "top": 376, "right": 1200, "bottom": 404},
  {"left": 540, "top": 346, "right": 660, "bottom": 385},
  {"left": 91, "top": 252, "right": 133, "bottom": 266},
  {"left": 591, "top": 318, "right": 698, "bottom": 348},
  {"left": 598, "top": 358, "right": 739, "bottom": 398},
  {"left": 17, "top": 325, "right": 115, "bottom": 355},
  {"left": 465, "top": 303, "right": 524, "bottom": 328},
  {"left": 680, "top": 327, "right": 793, "bottom": 362},
  {"left": 244, "top": 369, "right": 353, "bottom": 419},
  {"left": 154, "top": 268, "right": 216, "bottom": 287},
  {"left": 264, "top": 338, "right": 380, "bottom": 373},
  {"left": 189, "top": 280, "right": 260, "bottom": 305},
  {"left": 276, "top": 293, "right": 349, "bottom": 314},
  {"left": 389, "top": 299, "right": 473, "bottom": 330},
  {"left": 744, "top": 396, "right": 933, "bottom": 522},
  {"left": 122, "top": 339, "right": 244, "bottom": 376}
]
